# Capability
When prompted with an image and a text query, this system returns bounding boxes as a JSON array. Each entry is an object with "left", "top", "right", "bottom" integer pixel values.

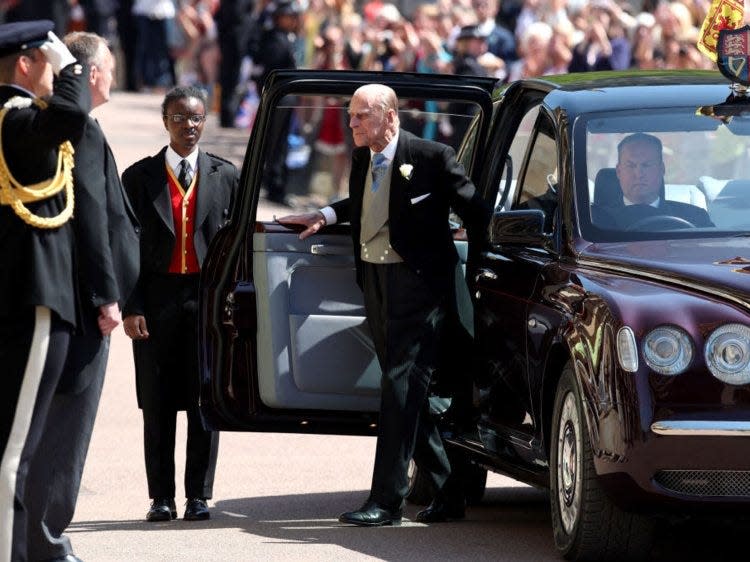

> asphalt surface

[{"left": 64, "top": 91, "right": 742, "bottom": 561}]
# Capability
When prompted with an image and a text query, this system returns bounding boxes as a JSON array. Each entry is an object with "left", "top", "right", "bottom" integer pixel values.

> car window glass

[
  {"left": 579, "top": 108, "right": 750, "bottom": 240},
  {"left": 255, "top": 94, "right": 481, "bottom": 220},
  {"left": 512, "top": 114, "right": 557, "bottom": 233},
  {"left": 496, "top": 105, "right": 540, "bottom": 211}
]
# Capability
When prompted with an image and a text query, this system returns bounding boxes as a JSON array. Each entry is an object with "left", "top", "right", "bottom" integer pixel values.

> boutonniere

[{"left": 399, "top": 164, "right": 414, "bottom": 180}]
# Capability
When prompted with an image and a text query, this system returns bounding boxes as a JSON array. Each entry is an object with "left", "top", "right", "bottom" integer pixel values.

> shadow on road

[{"left": 68, "top": 484, "right": 750, "bottom": 561}]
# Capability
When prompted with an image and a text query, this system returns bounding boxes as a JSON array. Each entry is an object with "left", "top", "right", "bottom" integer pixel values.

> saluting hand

[
  {"left": 39, "top": 31, "right": 77, "bottom": 76},
  {"left": 123, "top": 315, "right": 149, "bottom": 340}
]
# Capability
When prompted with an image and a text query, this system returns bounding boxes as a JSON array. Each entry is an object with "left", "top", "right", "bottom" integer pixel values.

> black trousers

[
  {"left": 24, "top": 333, "right": 109, "bottom": 561},
  {"left": 362, "top": 262, "right": 452, "bottom": 510},
  {"left": 0, "top": 307, "right": 72, "bottom": 562},
  {"left": 139, "top": 274, "right": 219, "bottom": 500}
]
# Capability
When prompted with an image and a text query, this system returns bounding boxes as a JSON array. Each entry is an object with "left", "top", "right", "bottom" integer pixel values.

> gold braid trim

[{"left": 0, "top": 104, "right": 75, "bottom": 229}]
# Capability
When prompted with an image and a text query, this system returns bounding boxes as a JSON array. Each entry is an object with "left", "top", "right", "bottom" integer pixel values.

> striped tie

[{"left": 370, "top": 153, "right": 388, "bottom": 193}]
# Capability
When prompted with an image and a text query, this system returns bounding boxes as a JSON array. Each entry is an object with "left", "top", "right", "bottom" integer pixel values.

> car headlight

[
  {"left": 705, "top": 323, "right": 750, "bottom": 385},
  {"left": 642, "top": 326, "right": 693, "bottom": 375}
]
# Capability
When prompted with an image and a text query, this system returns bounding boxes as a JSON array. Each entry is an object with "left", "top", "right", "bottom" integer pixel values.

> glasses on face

[{"left": 165, "top": 114, "right": 206, "bottom": 125}]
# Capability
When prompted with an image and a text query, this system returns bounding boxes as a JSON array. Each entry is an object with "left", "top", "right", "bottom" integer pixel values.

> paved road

[{"left": 66, "top": 91, "right": 738, "bottom": 561}]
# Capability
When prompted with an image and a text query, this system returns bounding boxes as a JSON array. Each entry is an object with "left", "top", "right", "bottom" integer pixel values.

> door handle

[
  {"left": 475, "top": 268, "right": 498, "bottom": 282},
  {"left": 310, "top": 244, "right": 351, "bottom": 256}
]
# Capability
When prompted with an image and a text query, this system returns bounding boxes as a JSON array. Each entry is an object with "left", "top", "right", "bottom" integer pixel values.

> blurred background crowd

[{"left": 0, "top": 0, "right": 734, "bottom": 129}]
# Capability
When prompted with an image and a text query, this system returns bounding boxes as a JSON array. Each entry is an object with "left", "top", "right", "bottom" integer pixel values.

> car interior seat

[{"left": 593, "top": 168, "right": 623, "bottom": 207}]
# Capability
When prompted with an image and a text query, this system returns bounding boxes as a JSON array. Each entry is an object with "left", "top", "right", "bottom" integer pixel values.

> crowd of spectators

[{"left": 0, "top": 0, "right": 729, "bottom": 125}]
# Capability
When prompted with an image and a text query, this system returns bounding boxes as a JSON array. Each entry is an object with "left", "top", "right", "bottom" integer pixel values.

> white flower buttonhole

[{"left": 399, "top": 164, "right": 414, "bottom": 180}]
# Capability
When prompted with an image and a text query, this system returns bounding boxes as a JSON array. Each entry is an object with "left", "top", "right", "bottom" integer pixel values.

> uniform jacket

[
  {"left": 73, "top": 116, "right": 141, "bottom": 335},
  {"left": 121, "top": 146, "right": 238, "bottom": 316},
  {"left": 0, "top": 66, "right": 91, "bottom": 326},
  {"left": 330, "top": 128, "right": 490, "bottom": 296}
]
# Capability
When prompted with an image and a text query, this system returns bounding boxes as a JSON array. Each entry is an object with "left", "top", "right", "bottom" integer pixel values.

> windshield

[{"left": 578, "top": 107, "right": 750, "bottom": 241}]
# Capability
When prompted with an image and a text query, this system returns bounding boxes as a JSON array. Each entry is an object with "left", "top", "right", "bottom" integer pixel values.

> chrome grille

[{"left": 655, "top": 470, "right": 750, "bottom": 497}]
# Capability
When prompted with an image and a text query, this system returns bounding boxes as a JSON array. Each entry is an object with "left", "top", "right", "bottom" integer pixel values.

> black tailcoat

[{"left": 122, "top": 147, "right": 238, "bottom": 409}]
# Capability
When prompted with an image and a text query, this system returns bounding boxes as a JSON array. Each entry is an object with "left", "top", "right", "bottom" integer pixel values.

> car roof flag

[{"left": 697, "top": 0, "right": 744, "bottom": 62}]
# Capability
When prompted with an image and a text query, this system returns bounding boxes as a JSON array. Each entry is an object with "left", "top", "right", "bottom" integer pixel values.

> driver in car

[{"left": 596, "top": 133, "right": 713, "bottom": 229}]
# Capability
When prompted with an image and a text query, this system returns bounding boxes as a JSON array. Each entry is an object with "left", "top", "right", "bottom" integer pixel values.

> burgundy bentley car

[{"left": 198, "top": 69, "right": 750, "bottom": 560}]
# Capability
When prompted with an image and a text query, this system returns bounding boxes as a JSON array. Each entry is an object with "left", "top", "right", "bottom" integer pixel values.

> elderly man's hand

[{"left": 275, "top": 211, "right": 326, "bottom": 240}]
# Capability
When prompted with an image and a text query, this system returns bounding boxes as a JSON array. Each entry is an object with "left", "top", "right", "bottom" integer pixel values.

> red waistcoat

[{"left": 166, "top": 164, "right": 200, "bottom": 274}]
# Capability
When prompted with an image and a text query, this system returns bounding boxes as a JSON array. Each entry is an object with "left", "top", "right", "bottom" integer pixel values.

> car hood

[{"left": 581, "top": 237, "right": 750, "bottom": 301}]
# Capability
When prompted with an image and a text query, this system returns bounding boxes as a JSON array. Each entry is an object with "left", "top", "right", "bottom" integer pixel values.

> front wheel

[{"left": 550, "top": 362, "right": 654, "bottom": 561}]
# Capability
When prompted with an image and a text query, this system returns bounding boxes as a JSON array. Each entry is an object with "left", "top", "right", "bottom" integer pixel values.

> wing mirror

[{"left": 489, "top": 209, "right": 549, "bottom": 247}]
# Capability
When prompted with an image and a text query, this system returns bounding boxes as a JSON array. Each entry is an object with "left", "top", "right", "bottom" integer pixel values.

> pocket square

[{"left": 410, "top": 193, "right": 431, "bottom": 205}]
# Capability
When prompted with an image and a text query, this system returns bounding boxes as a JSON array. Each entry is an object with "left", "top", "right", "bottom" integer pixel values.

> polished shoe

[
  {"left": 184, "top": 497, "right": 210, "bottom": 521},
  {"left": 146, "top": 498, "right": 177, "bottom": 521},
  {"left": 338, "top": 501, "right": 402, "bottom": 527},
  {"left": 415, "top": 496, "right": 466, "bottom": 523}
]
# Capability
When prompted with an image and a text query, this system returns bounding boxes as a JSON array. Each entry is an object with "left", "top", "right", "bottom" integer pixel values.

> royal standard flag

[{"left": 697, "top": 0, "right": 744, "bottom": 61}]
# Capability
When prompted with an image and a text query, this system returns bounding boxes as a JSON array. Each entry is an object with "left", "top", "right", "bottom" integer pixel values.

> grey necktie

[
  {"left": 178, "top": 159, "right": 192, "bottom": 190},
  {"left": 370, "top": 153, "right": 388, "bottom": 193}
]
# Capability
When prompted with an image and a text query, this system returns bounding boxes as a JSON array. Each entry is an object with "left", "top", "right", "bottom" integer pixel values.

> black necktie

[{"left": 178, "top": 159, "right": 192, "bottom": 190}]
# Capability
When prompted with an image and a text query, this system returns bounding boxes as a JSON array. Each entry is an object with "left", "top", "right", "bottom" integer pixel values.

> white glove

[{"left": 39, "top": 31, "right": 77, "bottom": 76}]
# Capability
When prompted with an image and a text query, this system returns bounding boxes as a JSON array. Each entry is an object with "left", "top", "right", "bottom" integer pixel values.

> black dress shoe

[
  {"left": 338, "top": 501, "right": 402, "bottom": 527},
  {"left": 415, "top": 496, "right": 466, "bottom": 523},
  {"left": 184, "top": 497, "right": 210, "bottom": 521},
  {"left": 146, "top": 498, "right": 177, "bottom": 522}
]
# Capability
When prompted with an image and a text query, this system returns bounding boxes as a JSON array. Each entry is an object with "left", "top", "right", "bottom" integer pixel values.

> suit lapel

[
  {"left": 389, "top": 129, "right": 413, "bottom": 226},
  {"left": 351, "top": 147, "right": 369, "bottom": 227},
  {"left": 194, "top": 150, "right": 218, "bottom": 232},
  {"left": 148, "top": 147, "right": 174, "bottom": 236}
]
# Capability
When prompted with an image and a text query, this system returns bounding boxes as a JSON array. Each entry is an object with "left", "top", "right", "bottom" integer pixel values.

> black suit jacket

[
  {"left": 0, "top": 68, "right": 91, "bottom": 327},
  {"left": 73, "top": 116, "right": 140, "bottom": 335},
  {"left": 330, "top": 129, "right": 490, "bottom": 296},
  {"left": 121, "top": 147, "right": 239, "bottom": 316}
]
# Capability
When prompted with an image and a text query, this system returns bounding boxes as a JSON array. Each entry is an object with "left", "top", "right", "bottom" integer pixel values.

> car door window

[
  {"left": 496, "top": 105, "right": 540, "bottom": 211},
  {"left": 258, "top": 94, "right": 482, "bottom": 219},
  {"left": 512, "top": 114, "right": 558, "bottom": 233}
]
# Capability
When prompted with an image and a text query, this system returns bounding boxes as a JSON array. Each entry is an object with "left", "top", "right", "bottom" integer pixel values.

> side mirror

[{"left": 489, "top": 209, "right": 548, "bottom": 247}]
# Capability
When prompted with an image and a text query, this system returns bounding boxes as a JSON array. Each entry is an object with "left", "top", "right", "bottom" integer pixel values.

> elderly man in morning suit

[{"left": 278, "top": 83, "right": 491, "bottom": 526}]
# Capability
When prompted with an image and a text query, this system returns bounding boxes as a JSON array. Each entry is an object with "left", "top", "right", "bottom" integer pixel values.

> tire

[
  {"left": 406, "top": 459, "right": 435, "bottom": 505},
  {"left": 550, "top": 362, "right": 654, "bottom": 561}
]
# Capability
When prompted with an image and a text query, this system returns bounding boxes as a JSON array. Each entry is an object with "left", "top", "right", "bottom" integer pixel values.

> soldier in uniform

[
  {"left": 122, "top": 86, "right": 238, "bottom": 523},
  {"left": 0, "top": 20, "right": 90, "bottom": 560}
]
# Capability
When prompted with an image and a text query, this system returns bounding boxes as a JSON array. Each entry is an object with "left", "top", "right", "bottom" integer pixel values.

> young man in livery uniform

[{"left": 122, "top": 86, "right": 238, "bottom": 523}]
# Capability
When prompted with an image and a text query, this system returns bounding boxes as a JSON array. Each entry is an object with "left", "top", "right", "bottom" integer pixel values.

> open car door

[{"left": 199, "top": 70, "right": 496, "bottom": 434}]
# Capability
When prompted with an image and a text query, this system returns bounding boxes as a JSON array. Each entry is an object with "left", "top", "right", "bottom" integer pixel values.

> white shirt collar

[
  {"left": 370, "top": 130, "right": 399, "bottom": 164},
  {"left": 166, "top": 145, "right": 199, "bottom": 174},
  {"left": 624, "top": 196, "right": 660, "bottom": 207}
]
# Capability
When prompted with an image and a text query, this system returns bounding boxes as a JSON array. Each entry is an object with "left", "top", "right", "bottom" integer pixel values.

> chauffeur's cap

[{"left": 0, "top": 20, "right": 53, "bottom": 58}]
